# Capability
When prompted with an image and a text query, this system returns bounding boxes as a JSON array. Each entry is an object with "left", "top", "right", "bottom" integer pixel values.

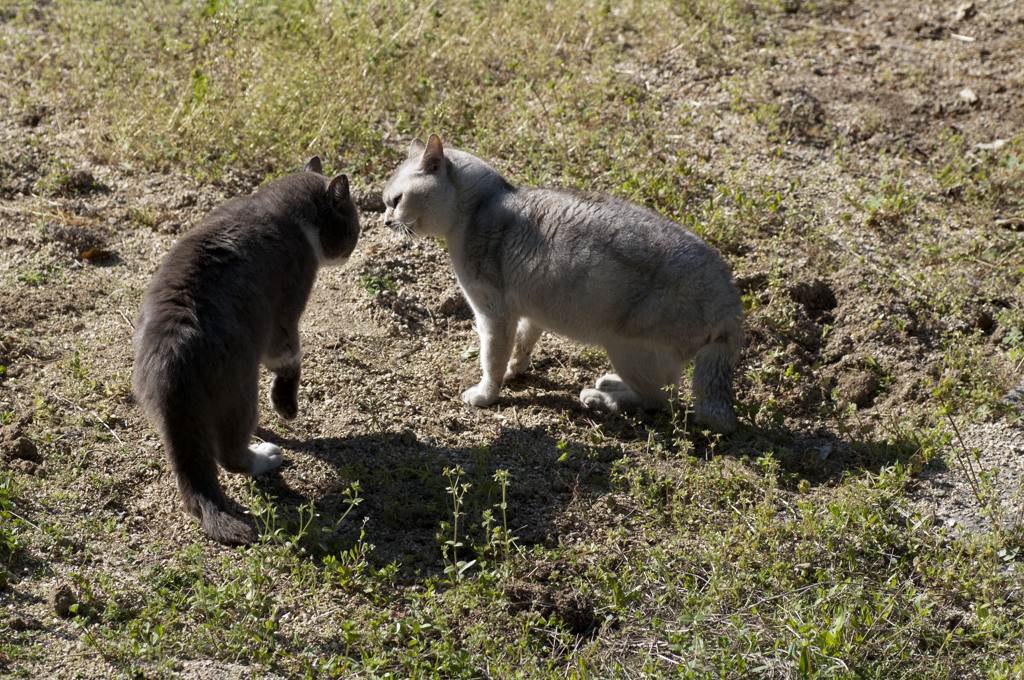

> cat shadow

[
  {"left": 729, "top": 419, "right": 931, "bottom": 487},
  {"left": 247, "top": 399, "right": 913, "bottom": 576},
  {"left": 607, "top": 404, "right": 932, "bottom": 488},
  {"left": 251, "top": 425, "right": 610, "bottom": 578}
]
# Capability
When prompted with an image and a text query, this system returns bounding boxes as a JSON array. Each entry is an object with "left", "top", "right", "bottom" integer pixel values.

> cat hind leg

[
  {"left": 504, "top": 318, "right": 542, "bottom": 381},
  {"left": 581, "top": 346, "right": 681, "bottom": 413},
  {"left": 216, "top": 393, "right": 284, "bottom": 477},
  {"left": 691, "top": 330, "right": 741, "bottom": 434}
]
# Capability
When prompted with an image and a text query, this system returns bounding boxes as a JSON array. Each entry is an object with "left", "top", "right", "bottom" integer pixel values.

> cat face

[{"left": 383, "top": 135, "right": 456, "bottom": 239}]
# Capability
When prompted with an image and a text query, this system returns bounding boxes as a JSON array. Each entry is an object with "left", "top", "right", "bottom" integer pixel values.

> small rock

[
  {"left": 954, "top": 2, "right": 976, "bottom": 22},
  {"left": 57, "top": 170, "right": 102, "bottom": 196},
  {"left": 823, "top": 334, "right": 854, "bottom": 364},
  {"left": 1001, "top": 382, "right": 1024, "bottom": 411},
  {"left": 777, "top": 88, "right": 826, "bottom": 138},
  {"left": 399, "top": 429, "right": 417, "bottom": 447},
  {"left": 9, "top": 458, "right": 38, "bottom": 475},
  {"left": 171, "top": 192, "right": 197, "bottom": 209},
  {"left": 976, "top": 139, "right": 1008, "bottom": 152},
  {"left": 958, "top": 88, "right": 978, "bottom": 105},
  {"left": 10, "top": 616, "right": 42, "bottom": 631},
  {"left": 49, "top": 583, "right": 77, "bottom": 618},
  {"left": 865, "top": 132, "right": 893, "bottom": 150}
]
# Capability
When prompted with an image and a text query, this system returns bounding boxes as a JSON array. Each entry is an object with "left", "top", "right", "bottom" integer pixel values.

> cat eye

[{"left": 388, "top": 193, "right": 402, "bottom": 208}]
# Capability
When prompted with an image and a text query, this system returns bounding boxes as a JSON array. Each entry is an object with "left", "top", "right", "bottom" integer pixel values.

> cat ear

[
  {"left": 304, "top": 156, "right": 323, "bottom": 174},
  {"left": 408, "top": 138, "right": 426, "bottom": 161},
  {"left": 328, "top": 174, "right": 350, "bottom": 209},
  {"left": 421, "top": 134, "right": 445, "bottom": 174}
]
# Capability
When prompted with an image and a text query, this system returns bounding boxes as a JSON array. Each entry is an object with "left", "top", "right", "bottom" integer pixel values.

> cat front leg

[
  {"left": 464, "top": 314, "right": 515, "bottom": 407},
  {"left": 264, "top": 344, "right": 302, "bottom": 421},
  {"left": 269, "top": 366, "right": 300, "bottom": 420}
]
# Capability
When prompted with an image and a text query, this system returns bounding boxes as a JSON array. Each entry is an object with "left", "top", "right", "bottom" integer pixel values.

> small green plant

[
  {"left": 478, "top": 469, "right": 515, "bottom": 574},
  {"left": 440, "top": 465, "right": 476, "bottom": 582},
  {"left": 126, "top": 208, "right": 157, "bottom": 229},
  {"left": 0, "top": 470, "right": 30, "bottom": 564},
  {"left": 250, "top": 480, "right": 364, "bottom": 556},
  {"left": 359, "top": 274, "right": 400, "bottom": 296},
  {"left": 17, "top": 269, "right": 48, "bottom": 287},
  {"left": 844, "top": 172, "right": 917, "bottom": 228}
]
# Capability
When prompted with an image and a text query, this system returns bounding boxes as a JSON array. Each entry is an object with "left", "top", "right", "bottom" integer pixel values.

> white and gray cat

[
  {"left": 133, "top": 157, "right": 360, "bottom": 544},
  {"left": 382, "top": 135, "right": 744, "bottom": 433}
]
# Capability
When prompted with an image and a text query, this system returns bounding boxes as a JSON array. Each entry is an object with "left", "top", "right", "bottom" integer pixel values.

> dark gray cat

[
  {"left": 383, "top": 135, "right": 744, "bottom": 433},
  {"left": 133, "top": 157, "right": 359, "bottom": 544}
]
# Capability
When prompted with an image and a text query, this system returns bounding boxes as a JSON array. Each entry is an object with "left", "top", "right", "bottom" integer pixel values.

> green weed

[{"left": 358, "top": 274, "right": 401, "bottom": 296}]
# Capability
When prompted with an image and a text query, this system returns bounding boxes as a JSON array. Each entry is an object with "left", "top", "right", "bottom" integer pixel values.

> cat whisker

[{"left": 388, "top": 218, "right": 420, "bottom": 240}]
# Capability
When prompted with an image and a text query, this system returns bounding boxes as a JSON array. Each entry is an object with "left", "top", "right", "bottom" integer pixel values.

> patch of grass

[
  {"left": 0, "top": 470, "right": 30, "bottom": 569},
  {"left": 16, "top": 268, "right": 48, "bottom": 287}
]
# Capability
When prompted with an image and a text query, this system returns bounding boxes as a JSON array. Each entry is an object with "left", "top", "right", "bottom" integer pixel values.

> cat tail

[
  {"left": 691, "top": 317, "right": 744, "bottom": 434},
  {"left": 164, "top": 428, "right": 258, "bottom": 545}
]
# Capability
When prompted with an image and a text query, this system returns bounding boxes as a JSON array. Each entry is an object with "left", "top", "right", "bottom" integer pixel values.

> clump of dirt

[
  {"left": 503, "top": 581, "right": 597, "bottom": 635},
  {"left": 0, "top": 422, "right": 38, "bottom": 462},
  {"left": 53, "top": 169, "right": 105, "bottom": 197},
  {"left": 48, "top": 583, "right": 76, "bottom": 618}
]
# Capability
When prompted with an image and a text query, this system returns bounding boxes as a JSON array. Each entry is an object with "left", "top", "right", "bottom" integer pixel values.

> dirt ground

[{"left": 1, "top": 0, "right": 1023, "bottom": 652}]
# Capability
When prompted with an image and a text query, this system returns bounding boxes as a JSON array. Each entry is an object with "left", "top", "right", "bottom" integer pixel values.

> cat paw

[
  {"left": 595, "top": 374, "right": 627, "bottom": 392},
  {"left": 693, "top": 400, "right": 739, "bottom": 435},
  {"left": 503, "top": 357, "right": 530, "bottom": 381},
  {"left": 580, "top": 388, "right": 620, "bottom": 413},
  {"left": 270, "top": 379, "right": 299, "bottom": 420},
  {"left": 463, "top": 384, "right": 498, "bottom": 407},
  {"left": 247, "top": 442, "right": 284, "bottom": 475},
  {"left": 271, "top": 398, "right": 299, "bottom": 421}
]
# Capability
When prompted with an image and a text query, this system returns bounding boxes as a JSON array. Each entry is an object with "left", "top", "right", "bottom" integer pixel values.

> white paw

[
  {"left": 463, "top": 384, "right": 498, "bottom": 407},
  {"left": 595, "top": 374, "right": 626, "bottom": 392},
  {"left": 247, "top": 442, "right": 284, "bottom": 475},
  {"left": 580, "top": 388, "right": 619, "bottom": 413}
]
